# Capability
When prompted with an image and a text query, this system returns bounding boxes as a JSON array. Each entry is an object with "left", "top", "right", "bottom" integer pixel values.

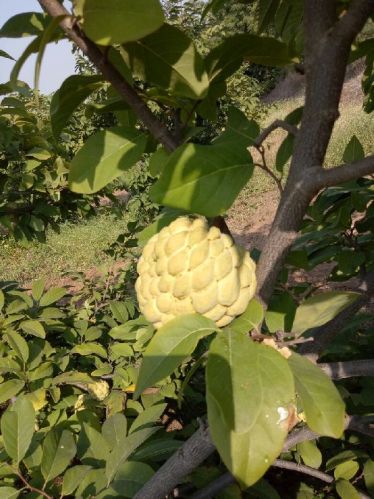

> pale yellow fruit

[{"left": 136, "top": 217, "right": 257, "bottom": 329}]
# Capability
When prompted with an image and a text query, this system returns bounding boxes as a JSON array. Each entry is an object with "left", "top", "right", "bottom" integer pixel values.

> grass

[
  {"left": 0, "top": 213, "right": 130, "bottom": 286},
  {"left": 229, "top": 97, "right": 374, "bottom": 228},
  {"left": 1, "top": 94, "right": 373, "bottom": 286}
]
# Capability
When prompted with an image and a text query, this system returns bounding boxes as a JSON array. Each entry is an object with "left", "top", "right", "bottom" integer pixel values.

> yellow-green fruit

[{"left": 135, "top": 217, "right": 257, "bottom": 329}]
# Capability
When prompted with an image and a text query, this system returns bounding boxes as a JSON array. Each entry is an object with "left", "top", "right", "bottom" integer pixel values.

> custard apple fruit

[{"left": 135, "top": 217, "right": 256, "bottom": 329}]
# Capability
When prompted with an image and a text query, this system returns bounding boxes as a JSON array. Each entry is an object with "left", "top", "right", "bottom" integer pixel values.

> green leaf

[
  {"left": 131, "top": 438, "right": 183, "bottom": 462},
  {"left": 364, "top": 459, "right": 374, "bottom": 497},
  {"left": 20, "top": 319, "right": 46, "bottom": 339},
  {"left": 135, "top": 314, "right": 217, "bottom": 397},
  {"left": 110, "top": 301, "right": 129, "bottom": 324},
  {"left": 62, "top": 465, "right": 92, "bottom": 496},
  {"left": 334, "top": 460, "right": 359, "bottom": 481},
  {"left": 5, "top": 330, "right": 29, "bottom": 363},
  {"left": 39, "top": 287, "right": 66, "bottom": 306},
  {"left": 0, "top": 12, "right": 50, "bottom": 37},
  {"left": 102, "top": 414, "right": 128, "bottom": 449},
  {"left": 342, "top": 135, "right": 365, "bottom": 164},
  {"left": 71, "top": 342, "right": 108, "bottom": 359},
  {"left": 207, "top": 331, "right": 295, "bottom": 487},
  {"left": 50, "top": 74, "right": 104, "bottom": 137},
  {"left": 109, "top": 342, "right": 133, "bottom": 360},
  {"left": 0, "top": 488, "right": 19, "bottom": 499},
  {"left": 10, "top": 37, "right": 40, "bottom": 89},
  {"left": 291, "top": 291, "right": 360, "bottom": 335},
  {"left": 0, "top": 290, "right": 4, "bottom": 310},
  {"left": 0, "top": 379, "right": 25, "bottom": 404},
  {"left": 149, "top": 147, "right": 170, "bottom": 177},
  {"left": 276, "top": 134, "right": 294, "bottom": 172},
  {"left": 137, "top": 209, "right": 185, "bottom": 246},
  {"left": 77, "top": 423, "right": 110, "bottom": 463},
  {"left": 129, "top": 403, "right": 166, "bottom": 434},
  {"left": 288, "top": 353, "right": 345, "bottom": 438},
  {"left": 106, "top": 426, "right": 159, "bottom": 484},
  {"left": 297, "top": 441, "right": 322, "bottom": 469},
  {"left": 121, "top": 23, "right": 209, "bottom": 99},
  {"left": 69, "top": 126, "right": 148, "bottom": 194},
  {"left": 256, "top": 0, "right": 280, "bottom": 33},
  {"left": 34, "top": 15, "right": 64, "bottom": 94},
  {"left": 31, "top": 278, "right": 45, "bottom": 301},
  {"left": 111, "top": 461, "right": 154, "bottom": 496},
  {"left": 265, "top": 293, "right": 296, "bottom": 333},
  {"left": 0, "top": 49, "right": 14, "bottom": 61},
  {"left": 41, "top": 429, "right": 77, "bottom": 483},
  {"left": 336, "top": 479, "right": 360, "bottom": 499},
  {"left": 150, "top": 109, "right": 257, "bottom": 216},
  {"left": 228, "top": 298, "right": 264, "bottom": 334},
  {"left": 1, "top": 396, "right": 35, "bottom": 463},
  {"left": 206, "top": 34, "right": 293, "bottom": 84},
  {"left": 76, "top": 0, "right": 164, "bottom": 45}
]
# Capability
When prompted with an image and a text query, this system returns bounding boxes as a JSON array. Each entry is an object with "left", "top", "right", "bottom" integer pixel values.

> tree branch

[
  {"left": 319, "top": 359, "right": 374, "bottom": 379},
  {"left": 253, "top": 120, "right": 298, "bottom": 148},
  {"left": 37, "top": 0, "right": 179, "bottom": 152},
  {"left": 133, "top": 419, "right": 215, "bottom": 499},
  {"left": 190, "top": 416, "right": 374, "bottom": 498},
  {"left": 318, "top": 155, "right": 374, "bottom": 187},
  {"left": 255, "top": 0, "right": 373, "bottom": 305}
]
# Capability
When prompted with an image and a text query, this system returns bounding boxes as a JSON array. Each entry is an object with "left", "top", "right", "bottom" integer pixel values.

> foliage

[{"left": 0, "top": 0, "right": 374, "bottom": 497}]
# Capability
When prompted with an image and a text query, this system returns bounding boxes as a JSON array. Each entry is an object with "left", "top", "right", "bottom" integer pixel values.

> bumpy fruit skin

[{"left": 135, "top": 217, "right": 256, "bottom": 329}]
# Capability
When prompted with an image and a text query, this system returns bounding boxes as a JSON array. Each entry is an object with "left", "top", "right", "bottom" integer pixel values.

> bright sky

[{"left": 0, "top": 0, "right": 76, "bottom": 94}]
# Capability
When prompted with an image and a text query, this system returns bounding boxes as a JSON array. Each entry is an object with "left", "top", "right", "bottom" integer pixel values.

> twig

[
  {"left": 273, "top": 459, "right": 333, "bottom": 483},
  {"left": 319, "top": 359, "right": 374, "bottom": 379},
  {"left": 253, "top": 120, "right": 298, "bottom": 148},
  {"left": 255, "top": 144, "right": 283, "bottom": 195},
  {"left": 14, "top": 469, "right": 52, "bottom": 499},
  {"left": 37, "top": 0, "right": 179, "bottom": 152}
]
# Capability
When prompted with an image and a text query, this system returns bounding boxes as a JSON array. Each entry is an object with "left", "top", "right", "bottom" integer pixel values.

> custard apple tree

[{"left": 1, "top": 0, "right": 374, "bottom": 497}]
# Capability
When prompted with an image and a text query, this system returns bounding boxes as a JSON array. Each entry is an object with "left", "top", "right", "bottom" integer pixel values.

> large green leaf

[
  {"left": 135, "top": 314, "right": 217, "bottom": 397},
  {"left": 336, "top": 479, "right": 360, "bottom": 499},
  {"left": 291, "top": 291, "right": 360, "bottom": 335},
  {"left": 1, "top": 396, "right": 35, "bottom": 463},
  {"left": 288, "top": 353, "right": 345, "bottom": 438},
  {"left": 0, "top": 488, "right": 19, "bottom": 499},
  {"left": 150, "top": 108, "right": 257, "bottom": 216},
  {"left": 75, "top": 0, "right": 164, "bottom": 45},
  {"left": 342, "top": 135, "right": 365, "bottom": 163},
  {"left": 106, "top": 426, "right": 159, "bottom": 484},
  {"left": 0, "top": 379, "right": 25, "bottom": 404},
  {"left": 207, "top": 330, "right": 295, "bottom": 487},
  {"left": 102, "top": 414, "right": 128, "bottom": 449},
  {"left": 0, "top": 12, "right": 50, "bottom": 37},
  {"left": 62, "top": 465, "right": 92, "bottom": 496},
  {"left": 50, "top": 74, "right": 104, "bottom": 137},
  {"left": 129, "top": 403, "right": 167, "bottom": 434},
  {"left": 121, "top": 23, "right": 209, "bottom": 99},
  {"left": 5, "top": 330, "right": 29, "bottom": 364},
  {"left": 39, "top": 287, "right": 66, "bottom": 306},
  {"left": 206, "top": 34, "right": 294, "bottom": 84},
  {"left": 111, "top": 461, "right": 154, "bottom": 496},
  {"left": 69, "top": 126, "right": 148, "bottom": 194},
  {"left": 20, "top": 319, "right": 45, "bottom": 339},
  {"left": 71, "top": 342, "right": 108, "bottom": 359},
  {"left": 228, "top": 298, "right": 264, "bottom": 334},
  {"left": 41, "top": 429, "right": 77, "bottom": 483}
]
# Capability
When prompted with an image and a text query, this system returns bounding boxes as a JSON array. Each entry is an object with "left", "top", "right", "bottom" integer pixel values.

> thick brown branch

[
  {"left": 133, "top": 419, "right": 215, "bottom": 499},
  {"left": 319, "top": 155, "right": 374, "bottom": 187},
  {"left": 319, "top": 359, "right": 374, "bottom": 379},
  {"left": 37, "top": 0, "right": 178, "bottom": 152},
  {"left": 255, "top": 0, "right": 373, "bottom": 305},
  {"left": 253, "top": 120, "right": 298, "bottom": 148}
]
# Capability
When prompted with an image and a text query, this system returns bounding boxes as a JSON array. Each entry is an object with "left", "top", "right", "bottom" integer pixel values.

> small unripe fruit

[{"left": 136, "top": 217, "right": 256, "bottom": 329}]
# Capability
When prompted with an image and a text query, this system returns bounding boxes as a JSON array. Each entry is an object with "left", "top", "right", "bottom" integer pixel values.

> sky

[{"left": 0, "top": 0, "right": 76, "bottom": 94}]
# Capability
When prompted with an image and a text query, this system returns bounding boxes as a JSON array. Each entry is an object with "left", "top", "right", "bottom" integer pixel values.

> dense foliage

[{"left": 0, "top": 0, "right": 373, "bottom": 497}]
